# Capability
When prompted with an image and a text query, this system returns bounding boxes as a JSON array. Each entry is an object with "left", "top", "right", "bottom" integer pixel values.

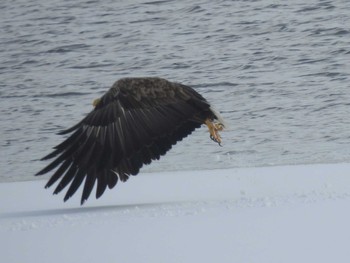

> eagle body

[{"left": 36, "top": 77, "right": 224, "bottom": 204}]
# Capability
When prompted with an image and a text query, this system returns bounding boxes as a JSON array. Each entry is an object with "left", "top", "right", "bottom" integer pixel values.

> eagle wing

[{"left": 36, "top": 78, "right": 213, "bottom": 204}]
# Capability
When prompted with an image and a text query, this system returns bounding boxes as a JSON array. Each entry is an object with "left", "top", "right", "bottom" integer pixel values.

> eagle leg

[
  {"left": 93, "top": 98, "right": 101, "bottom": 107},
  {"left": 205, "top": 119, "right": 224, "bottom": 146}
]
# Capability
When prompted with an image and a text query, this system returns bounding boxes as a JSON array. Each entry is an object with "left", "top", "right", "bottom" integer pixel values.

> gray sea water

[{"left": 1, "top": 0, "right": 350, "bottom": 182}]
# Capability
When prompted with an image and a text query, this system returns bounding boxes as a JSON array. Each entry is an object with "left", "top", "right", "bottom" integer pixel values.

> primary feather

[{"left": 36, "top": 77, "right": 223, "bottom": 204}]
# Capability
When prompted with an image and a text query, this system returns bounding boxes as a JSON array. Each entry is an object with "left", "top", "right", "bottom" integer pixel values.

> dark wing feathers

[
  {"left": 36, "top": 77, "right": 213, "bottom": 204},
  {"left": 45, "top": 159, "right": 71, "bottom": 188},
  {"left": 57, "top": 121, "right": 82, "bottom": 135},
  {"left": 96, "top": 169, "right": 108, "bottom": 198},
  {"left": 64, "top": 168, "right": 86, "bottom": 202},
  {"left": 81, "top": 170, "right": 96, "bottom": 202},
  {"left": 53, "top": 163, "right": 77, "bottom": 194}
]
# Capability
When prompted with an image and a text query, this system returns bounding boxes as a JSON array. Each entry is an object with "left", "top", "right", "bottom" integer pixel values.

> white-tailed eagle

[{"left": 36, "top": 77, "right": 225, "bottom": 204}]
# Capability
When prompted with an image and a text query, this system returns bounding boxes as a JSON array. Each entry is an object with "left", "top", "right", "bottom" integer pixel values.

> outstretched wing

[{"left": 36, "top": 78, "right": 213, "bottom": 204}]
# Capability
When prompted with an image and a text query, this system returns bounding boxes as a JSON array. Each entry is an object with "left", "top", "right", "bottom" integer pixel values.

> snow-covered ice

[{"left": 1, "top": 163, "right": 350, "bottom": 263}]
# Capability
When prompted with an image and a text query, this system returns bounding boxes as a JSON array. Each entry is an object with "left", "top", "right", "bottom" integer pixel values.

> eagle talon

[
  {"left": 206, "top": 119, "right": 224, "bottom": 146},
  {"left": 210, "top": 134, "right": 218, "bottom": 143},
  {"left": 210, "top": 134, "right": 222, "bottom": 146}
]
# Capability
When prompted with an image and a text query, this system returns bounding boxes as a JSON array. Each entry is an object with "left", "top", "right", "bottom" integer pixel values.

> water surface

[{"left": 1, "top": 0, "right": 350, "bottom": 182}]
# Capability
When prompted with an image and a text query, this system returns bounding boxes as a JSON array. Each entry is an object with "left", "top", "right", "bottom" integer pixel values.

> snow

[{"left": 2, "top": 163, "right": 350, "bottom": 263}]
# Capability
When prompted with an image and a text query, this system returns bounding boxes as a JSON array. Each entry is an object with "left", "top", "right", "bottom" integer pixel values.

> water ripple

[{"left": 1, "top": 0, "right": 350, "bottom": 182}]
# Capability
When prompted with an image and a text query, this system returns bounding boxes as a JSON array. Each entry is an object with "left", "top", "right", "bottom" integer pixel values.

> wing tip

[{"left": 80, "top": 198, "right": 87, "bottom": 205}]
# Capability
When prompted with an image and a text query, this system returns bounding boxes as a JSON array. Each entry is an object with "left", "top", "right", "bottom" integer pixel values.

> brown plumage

[{"left": 36, "top": 77, "right": 225, "bottom": 204}]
